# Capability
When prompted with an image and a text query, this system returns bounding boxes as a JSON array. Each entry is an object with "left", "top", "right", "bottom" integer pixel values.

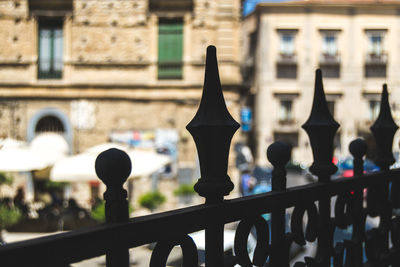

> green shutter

[{"left": 158, "top": 21, "right": 183, "bottom": 79}]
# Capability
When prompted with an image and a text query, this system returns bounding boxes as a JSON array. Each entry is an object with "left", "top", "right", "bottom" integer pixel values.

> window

[
  {"left": 277, "top": 30, "right": 297, "bottom": 79},
  {"left": 320, "top": 65, "right": 340, "bottom": 78},
  {"left": 365, "top": 30, "right": 387, "bottom": 78},
  {"left": 369, "top": 34, "right": 383, "bottom": 56},
  {"left": 38, "top": 18, "right": 63, "bottom": 79},
  {"left": 319, "top": 30, "right": 340, "bottom": 78},
  {"left": 276, "top": 65, "right": 297, "bottom": 79},
  {"left": 327, "top": 100, "right": 335, "bottom": 117},
  {"left": 279, "top": 100, "right": 293, "bottom": 122},
  {"left": 369, "top": 100, "right": 380, "bottom": 120},
  {"left": 158, "top": 19, "right": 183, "bottom": 80},
  {"left": 273, "top": 132, "right": 299, "bottom": 148},
  {"left": 365, "top": 65, "right": 386, "bottom": 78},
  {"left": 280, "top": 33, "right": 295, "bottom": 56},
  {"left": 322, "top": 35, "right": 337, "bottom": 56}
]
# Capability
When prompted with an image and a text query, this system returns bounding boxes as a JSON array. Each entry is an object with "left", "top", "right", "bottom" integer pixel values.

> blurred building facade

[
  {"left": 0, "top": 0, "right": 243, "bottom": 164},
  {"left": 242, "top": 0, "right": 400, "bottom": 165}
]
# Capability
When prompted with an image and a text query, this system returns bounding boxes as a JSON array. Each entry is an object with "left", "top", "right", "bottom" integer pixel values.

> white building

[{"left": 242, "top": 0, "right": 400, "bottom": 166}]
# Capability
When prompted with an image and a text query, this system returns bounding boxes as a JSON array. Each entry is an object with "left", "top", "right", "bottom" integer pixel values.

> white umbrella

[
  {"left": 30, "top": 133, "right": 69, "bottom": 166},
  {"left": 0, "top": 138, "right": 26, "bottom": 149},
  {"left": 50, "top": 144, "right": 172, "bottom": 182},
  {"left": 0, "top": 147, "right": 48, "bottom": 172}
]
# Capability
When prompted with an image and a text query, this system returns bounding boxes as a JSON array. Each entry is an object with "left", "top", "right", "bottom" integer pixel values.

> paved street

[{"left": 287, "top": 170, "right": 310, "bottom": 188}]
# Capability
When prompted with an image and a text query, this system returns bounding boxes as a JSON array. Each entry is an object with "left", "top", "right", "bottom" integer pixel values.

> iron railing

[{"left": 1, "top": 46, "right": 400, "bottom": 267}]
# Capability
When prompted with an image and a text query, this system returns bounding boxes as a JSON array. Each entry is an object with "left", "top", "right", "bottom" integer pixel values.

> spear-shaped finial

[
  {"left": 186, "top": 46, "right": 240, "bottom": 203},
  {"left": 302, "top": 69, "right": 340, "bottom": 180},
  {"left": 370, "top": 84, "right": 399, "bottom": 169}
]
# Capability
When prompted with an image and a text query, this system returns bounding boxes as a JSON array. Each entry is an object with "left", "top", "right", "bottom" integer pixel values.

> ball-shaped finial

[
  {"left": 95, "top": 148, "right": 132, "bottom": 187},
  {"left": 267, "top": 141, "right": 292, "bottom": 168},
  {"left": 349, "top": 138, "right": 367, "bottom": 159}
]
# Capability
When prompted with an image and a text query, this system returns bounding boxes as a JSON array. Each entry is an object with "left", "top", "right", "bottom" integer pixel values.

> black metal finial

[
  {"left": 349, "top": 138, "right": 367, "bottom": 177},
  {"left": 95, "top": 148, "right": 132, "bottom": 190},
  {"left": 302, "top": 69, "right": 339, "bottom": 180},
  {"left": 370, "top": 84, "right": 399, "bottom": 170},
  {"left": 267, "top": 141, "right": 291, "bottom": 169},
  {"left": 267, "top": 141, "right": 291, "bottom": 191},
  {"left": 95, "top": 148, "right": 131, "bottom": 266},
  {"left": 186, "top": 45, "right": 240, "bottom": 203},
  {"left": 349, "top": 138, "right": 368, "bottom": 161},
  {"left": 95, "top": 148, "right": 131, "bottom": 222}
]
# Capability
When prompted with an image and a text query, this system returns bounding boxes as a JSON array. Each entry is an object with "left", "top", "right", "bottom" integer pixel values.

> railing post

[
  {"left": 186, "top": 45, "right": 240, "bottom": 267},
  {"left": 302, "top": 69, "right": 339, "bottom": 267},
  {"left": 95, "top": 148, "right": 131, "bottom": 267},
  {"left": 349, "top": 138, "right": 367, "bottom": 267},
  {"left": 267, "top": 141, "right": 291, "bottom": 267},
  {"left": 369, "top": 84, "right": 398, "bottom": 265}
]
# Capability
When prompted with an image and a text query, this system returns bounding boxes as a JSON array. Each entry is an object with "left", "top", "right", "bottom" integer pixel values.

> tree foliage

[
  {"left": 0, "top": 172, "right": 13, "bottom": 186},
  {"left": 174, "top": 184, "right": 195, "bottom": 196},
  {"left": 91, "top": 200, "right": 134, "bottom": 222},
  {"left": 138, "top": 191, "right": 166, "bottom": 211},
  {"left": 0, "top": 203, "right": 21, "bottom": 230}
]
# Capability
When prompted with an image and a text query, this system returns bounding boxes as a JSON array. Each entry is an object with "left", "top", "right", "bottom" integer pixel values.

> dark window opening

[
  {"left": 158, "top": 18, "right": 183, "bottom": 80},
  {"left": 365, "top": 64, "right": 386, "bottom": 78},
  {"left": 277, "top": 64, "right": 297, "bottom": 79},
  {"left": 369, "top": 100, "right": 380, "bottom": 120},
  {"left": 38, "top": 18, "right": 63, "bottom": 79},
  {"left": 273, "top": 132, "right": 299, "bottom": 148},
  {"left": 327, "top": 100, "right": 335, "bottom": 117},
  {"left": 320, "top": 65, "right": 340, "bottom": 78},
  {"left": 35, "top": 116, "right": 65, "bottom": 133},
  {"left": 279, "top": 100, "right": 293, "bottom": 122}
]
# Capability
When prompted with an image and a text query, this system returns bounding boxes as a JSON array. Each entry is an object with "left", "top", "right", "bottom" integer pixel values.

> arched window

[{"left": 35, "top": 115, "right": 65, "bottom": 133}]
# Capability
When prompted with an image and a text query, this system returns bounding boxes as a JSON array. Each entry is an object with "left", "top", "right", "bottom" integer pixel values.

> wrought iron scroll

[
  {"left": 186, "top": 45, "right": 240, "bottom": 267},
  {"left": 291, "top": 202, "right": 318, "bottom": 246},
  {"left": 234, "top": 216, "right": 269, "bottom": 267},
  {"left": 331, "top": 139, "right": 368, "bottom": 267},
  {"left": 149, "top": 235, "right": 198, "bottom": 267},
  {"left": 301, "top": 69, "right": 340, "bottom": 267}
]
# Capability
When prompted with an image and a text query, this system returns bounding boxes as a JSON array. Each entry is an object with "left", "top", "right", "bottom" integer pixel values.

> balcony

[
  {"left": 277, "top": 118, "right": 296, "bottom": 126},
  {"left": 320, "top": 53, "right": 340, "bottom": 65},
  {"left": 319, "top": 53, "right": 340, "bottom": 78},
  {"left": 365, "top": 52, "right": 388, "bottom": 65},
  {"left": 276, "top": 53, "right": 297, "bottom": 79},
  {"left": 365, "top": 52, "right": 387, "bottom": 78},
  {"left": 277, "top": 52, "right": 297, "bottom": 64}
]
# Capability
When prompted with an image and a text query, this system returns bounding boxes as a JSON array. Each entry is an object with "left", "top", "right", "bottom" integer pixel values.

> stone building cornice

[
  {"left": 248, "top": 1, "right": 400, "bottom": 17},
  {"left": 0, "top": 85, "right": 242, "bottom": 102}
]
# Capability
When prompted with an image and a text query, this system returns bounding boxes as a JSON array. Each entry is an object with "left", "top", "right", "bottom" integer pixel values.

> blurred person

[
  {"left": 241, "top": 170, "right": 257, "bottom": 196},
  {"left": 59, "top": 199, "right": 95, "bottom": 230},
  {"left": 13, "top": 187, "right": 29, "bottom": 216}
]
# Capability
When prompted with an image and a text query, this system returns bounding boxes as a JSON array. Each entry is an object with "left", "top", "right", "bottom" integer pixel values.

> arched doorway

[
  {"left": 27, "top": 108, "right": 73, "bottom": 153},
  {"left": 35, "top": 115, "right": 65, "bottom": 133}
]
